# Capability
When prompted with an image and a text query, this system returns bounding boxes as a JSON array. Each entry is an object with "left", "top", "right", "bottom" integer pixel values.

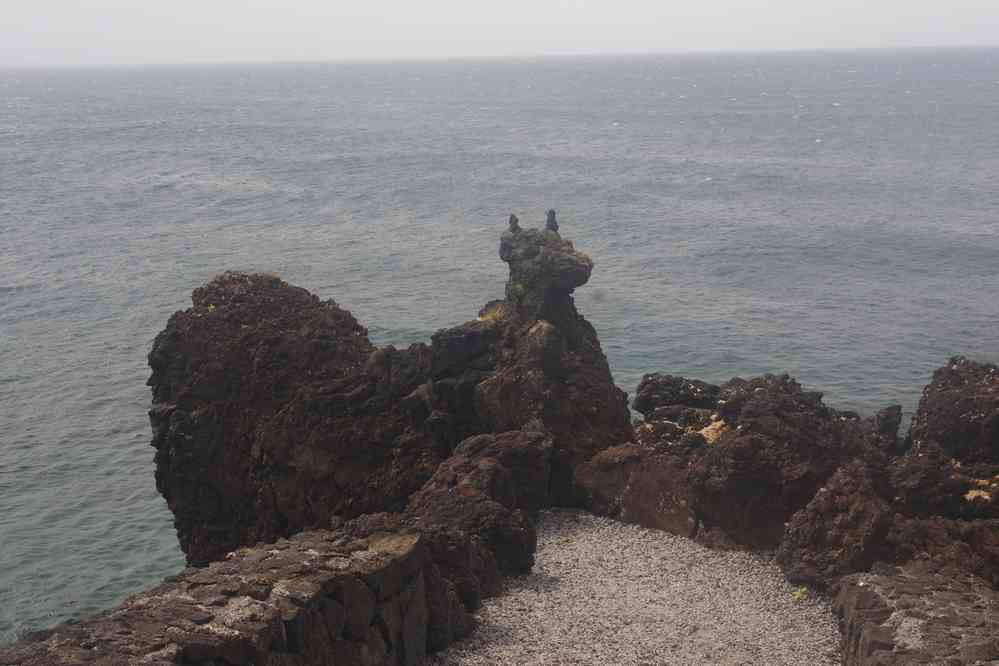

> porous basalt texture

[
  {"left": 779, "top": 357, "right": 999, "bottom": 591},
  {"left": 884, "top": 517, "right": 999, "bottom": 590},
  {"left": 486, "top": 219, "right": 631, "bottom": 501},
  {"left": 777, "top": 461, "right": 894, "bottom": 586},
  {"left": 405, "top": 426, "right": 553, "bottom": 580},
  {"left": 148, "top": 272, "right": 450, "bottom": 566},
  {"left": 909, "top": 356, "right": 999, "bottom": 464},
  {"left": 149, "top": 217, "right": 629, "bottom": 567},
  {"left": 578, "top": 373, "right": 894, "bottom": 550},
  {"left": 835, "top": 562, "right": 999, "bottom": 665}
]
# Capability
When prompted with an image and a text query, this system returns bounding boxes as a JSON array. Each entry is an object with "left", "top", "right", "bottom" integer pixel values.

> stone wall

[{"left": 0, "top": 527, "right": 468, "bottom": 666}]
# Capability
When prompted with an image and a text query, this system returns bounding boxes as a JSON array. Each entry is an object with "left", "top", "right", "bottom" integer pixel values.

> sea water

[{"left": 1, "top": 48, "right": 998, "bottom": 642}]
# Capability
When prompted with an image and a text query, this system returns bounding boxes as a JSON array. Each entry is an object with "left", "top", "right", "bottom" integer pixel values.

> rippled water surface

[{"left": 2, "top": 49, "right": 998, "bottom": 642}]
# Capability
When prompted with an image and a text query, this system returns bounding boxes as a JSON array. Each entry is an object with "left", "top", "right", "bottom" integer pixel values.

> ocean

[{"left": 1, "top": 48, "right": 997, "bottom": 643}]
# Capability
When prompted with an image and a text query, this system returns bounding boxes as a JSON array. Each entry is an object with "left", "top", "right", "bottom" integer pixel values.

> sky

[{"left": 2, "top": 0, "right": 998, "bottom": 67}]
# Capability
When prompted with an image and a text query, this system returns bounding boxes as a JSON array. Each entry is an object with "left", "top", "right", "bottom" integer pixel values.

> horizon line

[{"left": 3, "top": 42, "right": 998, "bottom": 72}]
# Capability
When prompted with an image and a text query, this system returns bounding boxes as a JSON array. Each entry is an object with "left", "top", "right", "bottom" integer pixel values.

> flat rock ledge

[{"left": 835, "top": 563, "right": 999, "bottom": 665}]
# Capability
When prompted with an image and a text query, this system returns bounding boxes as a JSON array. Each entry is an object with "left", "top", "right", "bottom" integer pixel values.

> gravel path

[{"left": 426, "top": 510, "right": 842, "bottom": 665}]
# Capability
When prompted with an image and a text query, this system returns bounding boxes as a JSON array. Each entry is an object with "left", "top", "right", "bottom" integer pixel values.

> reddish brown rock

[
  {"left": 619, "top": 453, "right": 698, "bottom": 537},
  {"left": 575, "top": 443, "right": 698, "bottom": 537},
  {"left": 890, "top": 358, "right": 999, "bottom": 524},
  {"left": 574, "top": 444, "right": 649, "bottom": 516},
  {"left": 890, "top": 444, "right": 999, "bottom": 521},
  {"left": 885, "top": 517, "right": 999, "bottom": 589},
  {"left": 775, "top": 357, "right": 999, "bottom": 592},
  {"left": 909, "top": 356, "right": 999, "bottom": 464},
  {"left": 690, "top": 374, "right": 890, "bottom": 549},
  {"left": 149, "top": 217, "right": 631, "bottom": 566},
  {"left": 405, "top": 428, "right": 553, "bottom": 575},
  {"left": 148, "top": 273, "right": 452, "bottom": 566},
  {"left": 777, "top": 461, "right": 893, "bottom": 587}
]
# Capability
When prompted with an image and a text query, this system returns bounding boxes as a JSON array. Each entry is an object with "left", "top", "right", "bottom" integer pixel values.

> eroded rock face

[
  {"left": 148, "top": 272, "right": 452, "bottom": 566},
  {"left": 579, "top": 372, "right": 895, "bottom": 549},
  {"left": 406, "top": 427, "right": 553, "bottom": 575},
  {"left": 692, "top": 374, "right": 894, "bottom": 549},
  {"left": 885, "top": 517, "right": 999, "bottom": 590},
  {"left": 149, "top": 217, "right": 629, "bottom": 566},
  {"left": 910, "top": 356, "right": 999, "bottom": 464},
  {"left": 777, "top": 461, "right": 893, "bottom": 587},
  {"left": 777, "top": 357, "right": 999, "bottom": 590},
  {"left": 894, "top": 357, "right": 999, "bottom": 523}
]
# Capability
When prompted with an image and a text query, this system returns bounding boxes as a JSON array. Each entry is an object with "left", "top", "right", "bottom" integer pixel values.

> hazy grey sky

[{"left": 2, "top": 0, "right": 998, "bottom": 67}]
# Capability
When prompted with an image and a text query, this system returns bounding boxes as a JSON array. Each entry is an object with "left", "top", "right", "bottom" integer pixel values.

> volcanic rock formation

[
  {"left": 577, "top": 357, "right": 999, "bottom": 664},
  {"left": 149, "top": 213, "right": 630, "bottom": 568},
  {"left": 4, "top": 215, "right": 997, "bottom": 665},
  {"left": 578, "top": 372, "right": 896, "bottom": 549}
]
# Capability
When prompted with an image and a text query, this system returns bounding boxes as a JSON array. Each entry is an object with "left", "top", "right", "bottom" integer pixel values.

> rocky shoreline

[{"left": 2, "top": 213, "right": 996, "bottom": 665}]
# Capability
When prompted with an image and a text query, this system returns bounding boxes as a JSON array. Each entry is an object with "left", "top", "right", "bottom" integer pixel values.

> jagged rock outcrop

[
  {"left": 909, "top": 356, "right": 999, "bottom": 464},
  {"left": 776, "top": 357, "right": 999, "bottom": 591},
  {"left": 487, "top": 214, "right": 631, "bottom": 499},
  {"left": 777, "top": 461, "right": 894, "bottom": 585},
  {"left": 149, "top": 214, "right": 629, "bottom": 568},
  {"left": 619, "top": 359, "right": 998, "bottom": 596},
  {"left": 578, "top": 359, "right": 999, "bottom": 664},
  {"left": 632, "top": 373, "right": 720, "bottom": 414},
  {"left": 579, "top": 372, "right": 895, "bottom": 549},
  {"left": 148, "top": 273, "right": 450, "bottom": 566},
  {"left": 897, "top": 356, "right": 999, "bottom": 519},
  {"left": 11, "top": 199, "right": 999, "bottom": 665}
]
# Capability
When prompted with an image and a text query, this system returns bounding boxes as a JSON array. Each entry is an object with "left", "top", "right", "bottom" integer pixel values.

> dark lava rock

[
  {"left": 890, "top": 444, "right": 999, "bottom": 521},
  {"left": 632, "top": 374, "right": 721, "bottom": 416},
  {"left": 775, "top": 357, "right": 999, "bottom": 592},
  {"left": 910, "top": 356, "right": 999, "bottom": 464},
  {"left": 893, "top": 356, "right": 999, "bottom": 523},
  {"left": 777, "top": 461, "right": 894, "bottom": 587},
  {"left": 835, "top": 562, "right": 999, "bottom": 665},
  {"left": 618, "top": 453, "right": 698, "bottom": 537},
  {"left": 574, "top": 443, "right": 649, "bottom": 517},
  {"left": 148, "top": 272, "right": 443, "bottom": 566},
  {"left": 149, "top": 218, "right": 629, "bottom": 566},
  {"left": 690, "top": 374, "right": 891, "bottom": 549},
  {"left": 581, "top": 372, "right": 898, "bottom": 550},
  {"left": 575, "top": 443, "right": 698, "bottom": 537},
  {"left": 473, "top": 217, "right": 632, "bottom": 502},
  {"left": 332, "top": 425, "right": 554, "bottom": 614},
  {"left": 406, "top": 427, "right": 553, "bottom": 575},
  {"left": 885, "top": 517, "right": 999, "bottom": 589},
  {"left": 499, "top": 211, "right": 592, "bottom": 321}
]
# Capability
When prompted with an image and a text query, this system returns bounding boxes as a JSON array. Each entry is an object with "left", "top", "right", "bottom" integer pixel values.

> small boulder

[{"left": 778, "top": 461, "right": 893, "bottom": 587}]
